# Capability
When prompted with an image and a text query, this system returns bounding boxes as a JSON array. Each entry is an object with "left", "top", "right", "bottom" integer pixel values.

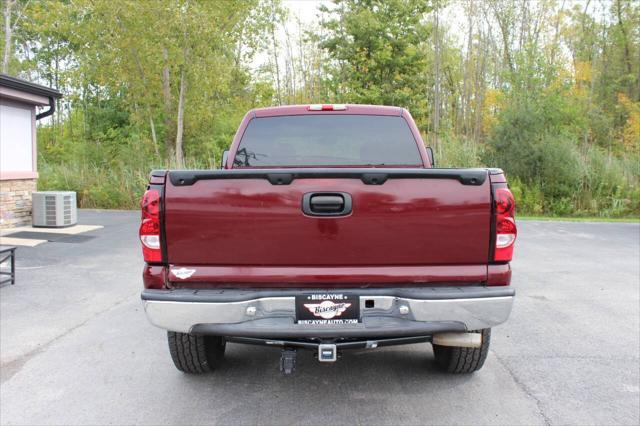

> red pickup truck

[{"left": 140, "top": 104, "right": 516, "bottom": 375}]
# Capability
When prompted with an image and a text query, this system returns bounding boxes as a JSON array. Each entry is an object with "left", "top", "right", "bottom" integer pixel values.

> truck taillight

[
  {"left": 140, "top": 189, "right": 162, "bottom": 263},
  {"left": 494, "top": 187, "right": 517, "bottom": 262}
]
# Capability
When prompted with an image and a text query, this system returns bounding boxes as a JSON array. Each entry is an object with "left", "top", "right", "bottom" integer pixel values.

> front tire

[
  {"left": 432, "top": 329, "right": 491, "bottom": 373},
  {"left": 167, "top": 331, "right": 225, "bottom": 374}
]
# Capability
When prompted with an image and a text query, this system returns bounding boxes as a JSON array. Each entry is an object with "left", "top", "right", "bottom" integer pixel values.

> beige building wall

[
  {"left": 0, "top": 178, "right": 37, "bottom": 228},
  {"left": 0, "top": 90, "right": 47, "bottom": 229},
  {"left": 0, "top": 75, "right": 60, "bottom": 229}
]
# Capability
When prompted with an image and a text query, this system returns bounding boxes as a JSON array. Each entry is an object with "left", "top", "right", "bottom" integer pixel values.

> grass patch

[{"left": 518, "top": 216, "right": 640, "bottom": 223}]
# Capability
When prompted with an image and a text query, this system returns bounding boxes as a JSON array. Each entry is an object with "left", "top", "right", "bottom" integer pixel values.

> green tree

[{"left": 319, "top": 0, "right": 433, "bottom": 126}]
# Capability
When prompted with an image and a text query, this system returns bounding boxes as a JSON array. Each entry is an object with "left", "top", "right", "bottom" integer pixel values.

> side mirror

[
  {"left": 221, "top": 150, "right": 229, "bottom": 169},
  {"left": 426, "top": 146, "right": 435, "bottom": 167}
]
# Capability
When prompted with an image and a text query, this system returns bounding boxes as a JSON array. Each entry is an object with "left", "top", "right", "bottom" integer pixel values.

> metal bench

[{"left": 0, "top": 246, "right": 16, "bottom": 285}]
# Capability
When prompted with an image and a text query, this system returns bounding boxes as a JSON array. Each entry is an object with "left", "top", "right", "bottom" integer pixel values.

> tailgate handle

[
  {"left": 302, "top": 192, "right": 352, "bottom": 216},
  {"left": 311, "top": 195, "right": 343, "bottom": 211}
]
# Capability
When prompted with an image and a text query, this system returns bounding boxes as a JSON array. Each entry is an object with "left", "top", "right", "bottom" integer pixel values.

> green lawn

[{"left": 518, "top": 216, "right": 640, "bottom": 223}]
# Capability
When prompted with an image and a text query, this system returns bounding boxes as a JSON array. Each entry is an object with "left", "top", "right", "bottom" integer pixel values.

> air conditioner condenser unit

[{"left": 32, "top": 191, "right": 77, "bottom": 228}]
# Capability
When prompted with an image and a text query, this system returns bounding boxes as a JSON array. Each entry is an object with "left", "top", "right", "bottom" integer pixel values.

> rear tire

[
  {"left": 167, "top": 331, "right": 225, "bottom": 374},
  {"left": 432, "top": 329, "right": 491, "bottom": 374}
]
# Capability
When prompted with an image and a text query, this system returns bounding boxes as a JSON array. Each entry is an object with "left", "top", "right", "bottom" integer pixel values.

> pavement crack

[
  {"left": 0, "top": 291, "right": 139, "bottom": 384},
  {"left": 492, "top": 349, "right": 553, "bottom": 426}
]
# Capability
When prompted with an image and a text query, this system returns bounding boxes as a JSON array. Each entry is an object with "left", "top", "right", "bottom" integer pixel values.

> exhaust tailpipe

[{"left": 432, "top": 332, "right": 482, "bottom": 348}]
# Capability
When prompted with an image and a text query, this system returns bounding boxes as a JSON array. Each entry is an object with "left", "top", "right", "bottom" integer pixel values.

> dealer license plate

[{"left": 295, "top": 293, "right": 360, "bottom": 325}]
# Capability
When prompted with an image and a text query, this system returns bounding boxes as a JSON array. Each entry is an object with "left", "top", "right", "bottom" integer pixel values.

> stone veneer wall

[{"left": 0, "top": 179, "right": 37, "bottom": 228}]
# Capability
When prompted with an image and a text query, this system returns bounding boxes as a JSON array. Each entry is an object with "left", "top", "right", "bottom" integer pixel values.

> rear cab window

[{"left": 233, "top": 115, "right": 422, "bottom": 167}]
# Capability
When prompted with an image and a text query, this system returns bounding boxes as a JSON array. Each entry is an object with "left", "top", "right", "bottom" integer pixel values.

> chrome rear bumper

[{"left": 141, "top": 287, "right": 514, "bottom": 337}]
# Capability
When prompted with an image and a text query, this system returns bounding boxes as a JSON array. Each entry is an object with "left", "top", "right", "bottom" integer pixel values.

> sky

[{"left": 283, "top": 0, "right": 331, "bottom": 22}]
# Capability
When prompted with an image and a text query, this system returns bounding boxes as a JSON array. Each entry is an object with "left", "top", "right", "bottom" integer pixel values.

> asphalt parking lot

[{"left": 1, "top": 210, "right": 638, "bottom": 425}]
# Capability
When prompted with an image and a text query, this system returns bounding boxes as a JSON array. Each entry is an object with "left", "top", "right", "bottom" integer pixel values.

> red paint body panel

[
  {"left": 163, "top": 176, "right": 492, "bottom": 285},
  {"left": 487, "top": 264, "right": 511, "bottom": 286},
  {"left": 167, "top": 265, "right": 487, "bottom": 288},
  {"left": 143, "top": 265, "right": 166, "bottom": 289}
]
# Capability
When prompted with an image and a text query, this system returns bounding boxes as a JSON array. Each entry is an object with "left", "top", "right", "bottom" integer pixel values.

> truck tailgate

[{"left": 163, "top": 169, "right": 491, "bottom": 285}]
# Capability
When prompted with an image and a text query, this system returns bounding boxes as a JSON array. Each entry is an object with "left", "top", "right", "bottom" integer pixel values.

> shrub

[{"left": 435, "top": 133, "right": 486, "bottom": 168}]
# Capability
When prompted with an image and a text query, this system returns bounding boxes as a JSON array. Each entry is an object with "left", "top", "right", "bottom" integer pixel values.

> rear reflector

[{"left": 308, "top": 104, "right": 347, "bottom": 111}]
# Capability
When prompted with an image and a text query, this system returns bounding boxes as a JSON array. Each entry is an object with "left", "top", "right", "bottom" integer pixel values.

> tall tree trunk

[
  {"left": 615, "top": 0, "right": 634, "bottom": 96},
  {"left": 550, "top": 0, "right": 567, "bottom": 64},
  {"left": 2, "top": 0, "right": 13, "bottom": 73},
  {"left": 490, "top": 2, "right": 515, "bottom": 74},
  {"left": 149, "top": 115, "right": 159, "bottom": 157},
  {"left": 270, "top": 18, "right": 281, "bottom": 105},
  {"left": 130, "top": 46, "right": 159, "bottom": 158},
  {"left": 162, "top": 47, "right": 174, "bottom": 156},
  {"left": 175, "top": 64, "right": 186, "bottom": 168},
  {"left": 234, "top": 27, "right": 243, "bottom": 67},
  {"left": 433, "top": 2, "right": 441, "bottom": 152},
  {"left": 473, "top": 22, "right": 487, "bottom": 143},
  {"left": 54, "top": 43, "right": 60, "bottom": 130},
  {"left": 462, "top": 0, "right": 474, "bottom": 137},
  {"left": 285, "top": 26, "right": 296, "bottom": 103},
  {"left": 296, "top": 17, "right": 308, "bottom": 102},
  {"left": 518, "top": 1, "right": 527, "bottom": 51}
]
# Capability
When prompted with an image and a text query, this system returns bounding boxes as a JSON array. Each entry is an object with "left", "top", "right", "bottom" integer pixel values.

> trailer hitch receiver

[{"left": 318, "top": 344, "right": 337, "bottom": 362}]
